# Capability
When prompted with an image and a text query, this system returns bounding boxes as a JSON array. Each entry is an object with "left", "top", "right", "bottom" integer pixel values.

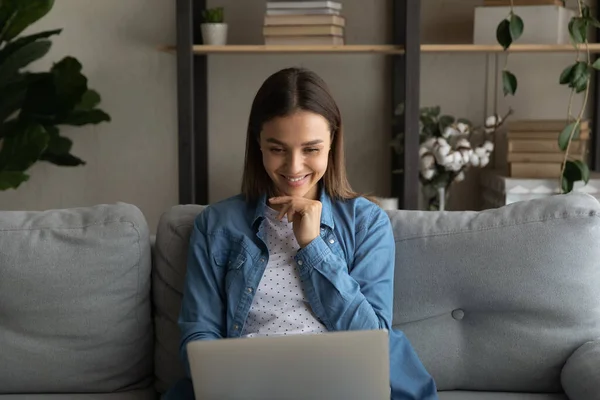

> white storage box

[
  {"left": 480, "top": 169, "right": 600, "bottom": 208},
  {"left": 473, "top": 5, "right": 576, "bottom": 44}
]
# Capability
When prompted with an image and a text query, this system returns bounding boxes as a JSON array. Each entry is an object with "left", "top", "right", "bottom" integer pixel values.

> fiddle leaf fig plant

[
  {"left": 496, "top": 0, "right": 598, "bottom": 193},
  {"left": 0, "top": 0, "right": 110, "bottom": 190}
]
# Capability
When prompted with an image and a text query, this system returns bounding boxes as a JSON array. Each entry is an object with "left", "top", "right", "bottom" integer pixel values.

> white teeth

[{"left": 286, "top": 175, "right": 306, "bottom": 182}]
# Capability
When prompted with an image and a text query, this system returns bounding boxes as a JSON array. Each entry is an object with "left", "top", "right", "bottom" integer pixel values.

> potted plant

[
  {"left": 201, "top": 7, "right": 228, "bottom": 46},
  {"left": 0, "top": 0, "right": 110, "bottom": 191}
]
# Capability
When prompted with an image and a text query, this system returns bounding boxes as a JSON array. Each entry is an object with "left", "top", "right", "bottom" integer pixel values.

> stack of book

[
  {"left": 482, "top": 0, "right": 564, "bottom": 6},
  {"left": 506, "top": 119, "right": 590, "bottom": 178},
  {"left": 263, "top": 1, "right": 345, "bottom": 45}
]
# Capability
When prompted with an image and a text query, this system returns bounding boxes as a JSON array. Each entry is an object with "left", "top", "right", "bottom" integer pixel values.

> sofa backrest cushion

[
  {"left": 0, "top": 203, "right": 153, "bottom": 394},
  {"left": 388, "top": 192, "right": 600, "bottom": 392},
  {"left": 152, "top": 205, "right": 205, "bottom": 393}
]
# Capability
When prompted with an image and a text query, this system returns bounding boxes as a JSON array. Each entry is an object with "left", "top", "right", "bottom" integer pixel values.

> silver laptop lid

[{"left": 187, "top": 329, "right": 390, "bottom": 400}]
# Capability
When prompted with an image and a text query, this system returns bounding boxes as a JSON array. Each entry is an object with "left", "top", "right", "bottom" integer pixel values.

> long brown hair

[{"left": 241, "top": 67, "right": 362, "bottom": 203}]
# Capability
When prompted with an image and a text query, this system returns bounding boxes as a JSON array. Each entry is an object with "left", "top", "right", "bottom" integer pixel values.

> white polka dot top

[{"left": 242, "top": 206, "right": 327, "bottom": 337}]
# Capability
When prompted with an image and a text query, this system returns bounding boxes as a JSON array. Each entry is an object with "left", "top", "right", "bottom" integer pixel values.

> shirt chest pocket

[{"left": 213, "top": 250, "right": 247, "bottom": 290}]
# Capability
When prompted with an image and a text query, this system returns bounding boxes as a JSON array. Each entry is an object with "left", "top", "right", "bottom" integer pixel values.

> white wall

[{"left": 0, "top": 0, "right": 178, "bottom": 232}]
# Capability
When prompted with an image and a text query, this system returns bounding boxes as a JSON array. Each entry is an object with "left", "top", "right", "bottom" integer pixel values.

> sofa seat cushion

[
  {"left": 439, "top": 392, "right": 567, "bottom": 400},
  {"left": 0, "top": 388, "right": 157, "bottom": 399},
  {"left": 0, "top": 204, "right": 153, "bottom": 394}
]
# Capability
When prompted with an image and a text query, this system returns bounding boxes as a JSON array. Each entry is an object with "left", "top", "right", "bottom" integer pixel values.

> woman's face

[{"left": 260, "top": 110, "right": 331, "bottom": 200}]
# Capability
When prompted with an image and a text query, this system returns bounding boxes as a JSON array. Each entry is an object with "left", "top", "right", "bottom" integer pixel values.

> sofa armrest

[{"left": 561, "top": 340, "right": 600, "bottom": 400}]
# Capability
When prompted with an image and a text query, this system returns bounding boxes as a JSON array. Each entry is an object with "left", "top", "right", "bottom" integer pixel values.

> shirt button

[
  {"left": 297, "top": 260, "right": 303, "bottom": 266},
  {"left": 329, "top": 239, "right": 335, "bottom": 244},
  {"left": 234, "top": 324, "right": 239, "bottom": 330},
  {"left": 247, "top": 287, "right": 253, "bottom": 293},
  {"left": 260, "top": 258, "right": 265, "bottom": 263}
]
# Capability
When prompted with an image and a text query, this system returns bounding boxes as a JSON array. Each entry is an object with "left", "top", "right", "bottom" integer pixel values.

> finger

[
  {"left": 269, "top": 196, "right": 292, "bottom": 204},
  {"left": 287, "top": 207, "right": 295, "bottom": 222},
  {"left": 278, "top": 204, "right": 291, "bottom": 221}
]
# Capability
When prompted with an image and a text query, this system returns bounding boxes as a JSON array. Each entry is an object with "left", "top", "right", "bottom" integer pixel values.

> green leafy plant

[
  {"left": 495, "top": 2, "right": 524, "bottom": 95},
  {"left": 202, "top": 7, "right": 224, "bottom": 23},
  {"left": 496, "top": 1, "right": 599, "bottom": 193},
  {"left": 0, "top": 0, "right": 110, "bottom": 191}
]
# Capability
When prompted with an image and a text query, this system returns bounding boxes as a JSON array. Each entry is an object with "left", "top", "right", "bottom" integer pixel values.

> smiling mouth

[
  {"left": 283, "top": 175, "right": 309, "bottom": 182},
  {"left": 280, "top": 174, "right": 311, "bottom": 186}
]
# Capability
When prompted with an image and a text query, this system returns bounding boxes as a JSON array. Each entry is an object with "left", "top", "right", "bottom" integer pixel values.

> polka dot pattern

[{"left": 242, "top": 206, "right": 327, "bottom": 337}]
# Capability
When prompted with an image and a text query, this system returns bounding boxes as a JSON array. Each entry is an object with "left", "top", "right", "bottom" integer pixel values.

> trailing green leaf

[
  {"left": 562, "top": 160, "right": 584, "bottom": 193},
  {"left": 572, "top": 63, "right": 590, "bottom": 93},
  {"left": 573, "top": 159, "right": 590, "bottom": 184},
  {"left": 562, "top": 62, "right": 590, "bottom": 93},
  {"left": 558, "top": 122, "right": 580, "bottom": 151},
  {"left": 568, "top": 17, "right": 587, "bottom": 44},
  {"left": 592, "top": 58, "right": 600, "bottom": 70},
  {"left": 560, "top": 63, "right": 576, "bottom": 84},
  {"left": 509, "top": 14, "right": 524, "bottom": 41},
  {"left": 496, "top": 19, "right": 512, "bottom": 49},
  {"left": 589, "top": 17, "right": 600, "bottom": 29},
  {"left": 503, "top": 70, "right": 517, "bottom": 95}
]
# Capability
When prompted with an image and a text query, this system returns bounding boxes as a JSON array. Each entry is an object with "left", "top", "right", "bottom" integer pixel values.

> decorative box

[
  {"left": 480, "top": 169, "right": 600, "bottom": 208},
  {"left": 473, "top": 5, "right": 576, "bottom": 44}
]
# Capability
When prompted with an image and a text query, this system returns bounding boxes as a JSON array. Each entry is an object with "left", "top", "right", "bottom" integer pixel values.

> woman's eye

[
  {"left": 270, "top": 148, "right": 284, "bottom": 153},
  {"left": 304, "top": 148, "right": 319, "bottom": 153}
]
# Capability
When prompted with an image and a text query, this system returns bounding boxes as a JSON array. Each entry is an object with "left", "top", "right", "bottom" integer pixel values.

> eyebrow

[{"left": 265, "top": 138, "right": 324, "bottom": 146}]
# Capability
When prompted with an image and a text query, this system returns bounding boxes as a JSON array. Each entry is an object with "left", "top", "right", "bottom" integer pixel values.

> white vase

[{"left": 201, "top": 23, "right": 228, "bottom": 45}]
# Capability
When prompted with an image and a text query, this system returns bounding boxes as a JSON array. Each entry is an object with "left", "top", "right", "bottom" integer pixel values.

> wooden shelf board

[
  {"left": 422, "top": 43, "right": 600, "bottom": 53},
  {"left": 188, "top": 45, "right": 404, "bottom": 54},
  {"left": 159, "top": 43, "right": 600, "bottom": 55}
]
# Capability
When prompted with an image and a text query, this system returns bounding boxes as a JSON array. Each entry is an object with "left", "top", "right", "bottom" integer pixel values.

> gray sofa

[{"left": 1, "top": 192, "right": 599, "bottom": 399}]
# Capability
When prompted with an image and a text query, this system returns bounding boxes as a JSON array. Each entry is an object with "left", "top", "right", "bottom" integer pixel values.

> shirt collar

[{"left": 251, "top": 185, "right": 335, "bottom": 230}]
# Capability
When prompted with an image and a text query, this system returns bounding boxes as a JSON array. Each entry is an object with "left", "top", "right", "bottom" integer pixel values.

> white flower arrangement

[{"left": 417, "top": 106, "right": 511, "bottom": 209}]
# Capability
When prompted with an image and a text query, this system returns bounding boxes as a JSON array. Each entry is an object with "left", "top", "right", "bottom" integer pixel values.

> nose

[{"left": 285, "top": 150, "right": 304, "bottom": 174}]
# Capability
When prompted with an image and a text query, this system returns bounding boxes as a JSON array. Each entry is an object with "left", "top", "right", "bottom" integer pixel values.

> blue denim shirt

[{"left": 178, "top": 188, "right": 439, "bottom": 400}]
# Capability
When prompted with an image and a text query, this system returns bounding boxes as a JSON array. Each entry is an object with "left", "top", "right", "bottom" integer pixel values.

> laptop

[{"left": 187, "top": 329, "right": 391, "bottom": 400}]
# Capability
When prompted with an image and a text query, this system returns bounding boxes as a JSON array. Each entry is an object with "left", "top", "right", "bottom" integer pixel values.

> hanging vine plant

[{"left": 496, "top": 0, "right": 600, "bottom": 193}]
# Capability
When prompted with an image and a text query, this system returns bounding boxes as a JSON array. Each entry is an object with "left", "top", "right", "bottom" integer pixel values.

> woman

[{"left": 164, "top": 67, "right": 438, "bottom": 399}]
